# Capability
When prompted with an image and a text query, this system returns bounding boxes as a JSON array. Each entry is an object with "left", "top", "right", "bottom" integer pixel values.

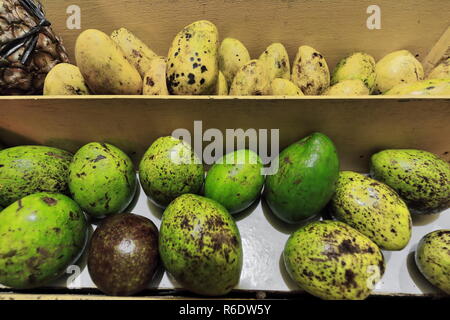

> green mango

[
  {"left": 370, "top": 149, "right": 450, "bottom": 214},
  {"left": 284, "top": 220, "right": 385, "bottom": 300},
  {"left": 68, "top": 142, "right": 137, "bottom": 218},
  {"left": 330, "top": 171, "right": 412, "bottom": 250},
  {"left": 265, "top": 133, "right": 340, "bottom": 223},
  {"left": 331, "top": 52, "right": 376, "bottom": 92},
  {"left": 159, "top": 194, "right": 243, "bottom": 296},
  {"left": 415, "top": 230, "right": 450, "bottom": 294},
  {"left": 139, "top": 136, "right": 204, "bottom": 208},
  {"left": 0, "top": 193, "right": 88, "bottom": 289},
  {"left": 0, "top": 146, "right": 72, "bottom": 207},
  {"left": 204, "top": 149, "right": 265, "bottom": 214},
  {"left": 166, "top": 20, "right": 219, "bottom": 95}
]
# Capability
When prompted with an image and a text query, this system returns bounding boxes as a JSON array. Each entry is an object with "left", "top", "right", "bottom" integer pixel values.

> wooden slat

[
  {"left": 1, "top": 96, "right": 449, "bottom": 173},
  {"left": 423, "top": 27, "right": 450, "bottom": 75}
]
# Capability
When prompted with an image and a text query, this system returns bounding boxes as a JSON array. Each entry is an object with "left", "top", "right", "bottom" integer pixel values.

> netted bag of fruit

[{"left": 0, "top": 0, "right": 69, "bottom": 95}]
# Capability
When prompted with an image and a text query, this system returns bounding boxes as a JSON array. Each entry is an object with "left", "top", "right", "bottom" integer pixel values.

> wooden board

[{"left": 0, "top": 96, "right": 449, "bottom": 172}]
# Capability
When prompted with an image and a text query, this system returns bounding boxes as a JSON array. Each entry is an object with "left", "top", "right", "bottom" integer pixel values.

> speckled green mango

[
  {"left": 219, "top": 38, "right": 251, "bottom": 86},
  {"left": 323, "top": 79, "right": 370, "bottom": 96},
  {"left": 205, "top": 149, "right": 265, "bottom": 214},
  {"left": 284, "top": 220, "right": 385, "bottom": 300},
  {"left": 166, "top": 20, "right": 219, "bottom": 95},
  {"left": 159, "top": 194, "right": 243, "bottom": 296},
  {"left": 68, "top": 143, "right": 137, "bottom": 218},
  {"left": 415, "top": 230, "right": 450, "bottom": 294},
  {"left": 330, "top": 171, "right": 412, "bottom": 250},
  {"left": 371, "top": 149, "right": 450, "bottom": 214},
  {"left": 265, "top": 133, "right": 339, "bottom": 223},
  {"left": 259, "top": 43, "right": 290, "bottom": 80},
  {"left": 0, "top": 146, "right": 73, "bottom": 207},
  {"left": 374, "top": 50, "right": 424, "bottom": 94},
  {"left": 384, "top": 78, "right": 450, "bottom": 95},
  {"left": 229, "top": 59, "right": 271, "bottom": 96},
  {"left": 291, "top": 46, "right": 330, "bottom": 95},
  {"left": 268, "top": 78, "right": 304, "bottom": 96},
  {"left": 427, "top": 58, "right": 450, "bottom": 79},
  {"left": 139, "top": 137, "right": 204, "bottom": 208},
  {"left": 331, "top": 52, "right": 376, "bottom": 92},
  {"left": 0, "top": 193, "right": 88, "bottom": 289},
  {"left": 215, "top": 71, "right": 229, "bottom": 95}
]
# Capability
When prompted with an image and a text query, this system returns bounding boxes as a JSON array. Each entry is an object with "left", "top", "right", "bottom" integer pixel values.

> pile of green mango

[
  {"left": 0, "top": 132, "right": 448, "bottom": 299},
  {"left": 42, "top": 20, "right": 450, "bottom": 97}
]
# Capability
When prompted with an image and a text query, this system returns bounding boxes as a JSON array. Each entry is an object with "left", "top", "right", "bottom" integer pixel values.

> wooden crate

[{"left": 0, "top": 0, "right": 449, "bottom": 300}]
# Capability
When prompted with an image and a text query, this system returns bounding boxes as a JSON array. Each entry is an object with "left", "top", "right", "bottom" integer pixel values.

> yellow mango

[
  {"left": 259, "top": 43, "right": 290, "bottom": 80},
  {"left": 44, "top": 63, "right": 90, "bottom": 95},
  {"left": 166, "top": 20, "right": 219, "bottom": 95},
  {"left": 229, "top": 60, "right": 270, "bottom": 96},
  {"left": 143, "top": 56, "right": 169, "bottom": 95},
  {"left": 268, "top": 78, "right": 303, "bottom": 96},
  {"left": 75, "top": 29, "right": 142, "bottom": 95},
  {"left": 291, "top": 46, "right": 330, "bottom": 95},
  {"left": 219, "top": 38, "right": 251, "bottom": 86}
]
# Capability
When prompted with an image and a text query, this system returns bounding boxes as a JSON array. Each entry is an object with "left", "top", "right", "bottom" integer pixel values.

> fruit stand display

[{"left": 0, "top": 0, "right": 449, "bottom": 300}]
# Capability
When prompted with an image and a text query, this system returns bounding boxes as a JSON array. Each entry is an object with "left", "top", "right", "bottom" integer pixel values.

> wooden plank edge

[{"left": 422, "top": 26, "right": 450, "bottom": 75}]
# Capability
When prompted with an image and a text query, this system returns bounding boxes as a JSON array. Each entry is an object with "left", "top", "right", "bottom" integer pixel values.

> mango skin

[
  {"left": 218, "top": 38, "right": 251, "bottom": 86},
  {"left": 374, "top": 50, "right": 424, "bottom": 94},
  {"left": 0, "top": 146, "right": 73, "bottom": 208},
  {"left": 265, "top": 133, "right": 340, "bottom": 223},
  {"left": 205, "top": 150, "right": 265, "bottom": 214},
  {"left": 0, "top": 193, "right": 88, "bottom": 289},
  {"left": 166, "top": 20, "right": 219, "bottom": 95},
  {"left": 88, "top": 213, "right": 159, "bottom": 296},
  {"left": 111, "top": 27, "right": 158, "bottom": 78},
  {"left": 259, "top": 43, "right": 290, "bottom": 80},
  {"left": 159, "top": 194, "right": 243, "bottom": 296},
  {"left": 284, "top": 220, "right": 385, "bottom": 300},
  {"left": 370, "top": 149, "right": 450, "bottom": 214},
  {"left": 229, "top": 59, "right": 271, "bottom": 96},
  {"left": 139, "top": 137, "right": 204, "bottom": 208},
  {"left": 268, "top": 78, "right": 304, "bottom": 96},
  {"left": 331, "top": 52, "right": 376, "bottom": 92},
  {"left": 75, "top": 29, "right": 142, "bottom": 95},
  {"left": 44, "top": 63, "right": 90, "bottom": 95},
  {"left": 330, "top": 171, "right": 412, "bottom": 251},
  {"left": 68, "top": 143, "right": 137, "bottom": 219},
  {"left": 291, "top": 46, "right": 330, "bottom": 95},
  {"left": 427, "top": 58, "right": 450, "bottom": 79},
  {"left": 215, "top": 71, "right": 229, "bottom": 95},
  {"left": 415, "top": 230, "right": 450, "bottom": 294},
  {"left": 323, "top": 79, "right": 369, "bottom": 96},
  {"left": 385, "top": 78, "right": 450, "bottom": 96},
  {"left": 143, "top": 56, "right": 169, "bottom": 95}
]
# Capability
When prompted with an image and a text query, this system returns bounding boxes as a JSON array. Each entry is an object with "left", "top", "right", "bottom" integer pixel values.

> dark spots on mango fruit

[{"left": 42, "top": 197, "right": 57, "bottom": 206}]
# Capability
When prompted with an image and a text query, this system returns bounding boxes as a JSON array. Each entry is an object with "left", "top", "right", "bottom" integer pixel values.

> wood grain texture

[
  {"left": 42, "top": 0, "right": 450, "bottom": 69},
  {"left": 423, "top": 27, "right": 450, "bottom": 75},
  {"left": 0, "top": 96, "right": 449, "bottom": 172}
]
